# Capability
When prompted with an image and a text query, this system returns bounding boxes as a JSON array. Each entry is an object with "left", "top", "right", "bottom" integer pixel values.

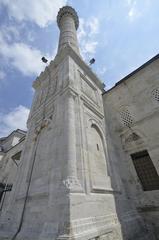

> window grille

[
  {"left": 0, "top": 183, "right": 13, "bottom": 203},
  {"left": 120, "top": 109, "right": 134, "bottom": 127},
  {"left": 152, "top": 88, "right": 159, "bottom": 102},
  {"left": 131, "top": 150, "right": 159, "bottom": 191},
  {"left": 0, "top": 183, "right": 5, "bottom": 202}
]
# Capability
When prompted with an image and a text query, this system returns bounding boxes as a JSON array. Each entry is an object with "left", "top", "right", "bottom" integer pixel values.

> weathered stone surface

[{"left": 103, "top": 57, "right": 159, "bottom": 239}]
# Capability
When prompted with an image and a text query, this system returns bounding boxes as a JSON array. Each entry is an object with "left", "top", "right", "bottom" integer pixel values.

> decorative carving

[
  {"left": 50, "top": 75, "right": 58, "bottom": 96},
  {"left": 119, "top": 108, "right": 134, "bottom": 127},
  {"left": 151, "top": 88, "right": 159, "bottom": 102},
  {"left": 121, "top": 130, "right": 146, "bottom": 152},
  {"left": 99, "top": 232, "right": 113, "bottom": 240},
  {"left": 41, "top": 118, "right": 51, "bottom": 128},
  {"left": 82, "top": 97, "right": 104, "bottom": 119},
  {"left": 57, "top": 6, "right": 79, "bottom": 30},
  {"left": 126, "top": 133, "right": 140, "bottom": 143},
  {"left": 81, "top": 74, "right": 98, "bottom": 104},
  {"left": 66, "top": 88, "right": 78, "bottom": 100},
  {"left": 57, "top": 214, "right": 119, "bottom": 240},
  {"left": 63, "top": 176, "right": 82, "bottom": 192},
  {"left": 34, "top": 117, "right": 52, "bottom": 140}
]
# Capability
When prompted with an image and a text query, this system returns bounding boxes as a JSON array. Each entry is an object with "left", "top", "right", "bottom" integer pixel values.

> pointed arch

[
  {"left": 121, "top": 128, "right": 147, "bottom": 152},
  {"left": 87, "top": 119, "right": 109, "bottom": 192}
]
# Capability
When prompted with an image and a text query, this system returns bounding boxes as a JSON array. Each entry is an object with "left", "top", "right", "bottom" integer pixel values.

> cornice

[
  {"left": 33, "top": 45, "right": 105, "bottom": 92},
  {"left": 52, "top": 45, "right": 105, "bottom": 91},
  {"left": 33, "top": 66, "right": 53, "bottom": 89},
  {"left": 103, "top": 53, "right": 159, "bottom": 95},
  {"left": 81, "top": 94, "right": 104, "bottom": 119}
]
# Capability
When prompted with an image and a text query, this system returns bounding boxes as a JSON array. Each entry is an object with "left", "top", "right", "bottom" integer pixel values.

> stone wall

[{"left": 103, "top": 57, "right": 159, "bottom": 239}]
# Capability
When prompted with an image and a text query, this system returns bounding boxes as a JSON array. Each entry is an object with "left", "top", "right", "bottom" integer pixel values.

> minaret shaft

[{"left": 57, "top": 6, "right": 80, "bottom": 54}]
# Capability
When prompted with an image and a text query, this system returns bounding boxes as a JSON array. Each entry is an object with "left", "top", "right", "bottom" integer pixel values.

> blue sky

[{"left": 0, "top": 0, "right": 159, "bottom": 137}]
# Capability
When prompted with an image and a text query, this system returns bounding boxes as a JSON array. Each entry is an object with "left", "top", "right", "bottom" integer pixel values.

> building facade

[
  {"left": 103, "top": 55, "right": 159, "bottom": 239},
  {"left": 0, "top": 6, "right": 158, "bottom": 240}
]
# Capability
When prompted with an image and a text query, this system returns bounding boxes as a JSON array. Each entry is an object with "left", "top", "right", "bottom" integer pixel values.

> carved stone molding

[
  {"left": 51, "top": 76, "right": 58, "bottom": 96},
  {"left": 126, "top": 132, "right": 140, "bottom": 142},
  {"left": 62, "top": 87, "right": 78, "bottom": 100},
  {"left": 82, "top": 95, "right": 104, "bottom": 119},
  {"left": 63, "top": 176, "right": 82, "bottom": 193},
  {"left": 57, "top": 214, "right": 121, "bottom": 240},
  {"left": 121, "top": 129, "right": 147, "bottom": 153},
  {"left": 34, "top": 117, "right": 52, "bottom": 140},
  {"left": 57, "top": 6, "right": 79, "bottom": 30}
]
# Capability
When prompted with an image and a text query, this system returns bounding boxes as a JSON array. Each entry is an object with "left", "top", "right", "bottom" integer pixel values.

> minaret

[
  {"left": 0, "top": 6, "right": 153, "bottom": 240},
  {"left": 57, "top": 6, "right": 80, "bottom": 54}
]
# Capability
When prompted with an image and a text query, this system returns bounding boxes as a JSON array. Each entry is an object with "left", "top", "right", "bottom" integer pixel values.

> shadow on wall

[{"left": 104, "top": 113, "right": 156, "bottom": 240}]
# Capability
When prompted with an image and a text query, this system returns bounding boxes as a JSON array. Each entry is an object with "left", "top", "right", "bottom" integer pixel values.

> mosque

[{"left": 0, "top": 5, "right": 159, "bottom": 240}]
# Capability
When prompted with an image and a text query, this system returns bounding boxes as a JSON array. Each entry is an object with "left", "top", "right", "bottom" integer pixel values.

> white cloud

[
  {"left": 1, "top": 25, "right": 20, "bottom": 42},
  {"left": 126, "top": 0, "right": 134, "bottom": 5},
  {"left": 0, "top": 34, "right": 46, "bottom": 76},
  {"left": 0, "top": 105, "right": 30, "bottom": 137},
  {"left": 128, "top": 6, "right": 141, "bottom": 21},
  {"left": 78, "top": 18, "right": 87, "bottom": 41},
  {"left": 83, "top": 42, "right": 98, "bottom": 55},
  {"left": 78, "top": 17, "right": 99, "bottom": 58},
  {"left": 27, "top": 31, "right": 35, "bottom": 42},
  {"left": 126, "top": 0, "right": 142, "bottom": 22},
  {"left": 97, "top": 66, "right": 107, "bottom": 76},
  {"left": 0, "top": 70, "right": 6, "bottom": 80},
  {"left": 0, "top": 70, "right": 6, "bottom": 88},
  {"left": 87, "top": 17, "right": 99, "bottom": 35},
  {"left": 0, "top": 0, "right": 66, "bottom": 28}
]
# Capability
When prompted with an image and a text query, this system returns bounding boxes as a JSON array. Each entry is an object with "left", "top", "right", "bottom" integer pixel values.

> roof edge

[
  {"left": 0, "top": 129, "right": 27, "bottom": 142},
  {"left": 103, "top": 53, "right": 159, "bottom": 95}
]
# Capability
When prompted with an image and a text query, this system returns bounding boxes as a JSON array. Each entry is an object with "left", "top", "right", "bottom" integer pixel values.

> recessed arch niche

[{"left": 87, "top": 120, "right": 108, "bottom": 192}]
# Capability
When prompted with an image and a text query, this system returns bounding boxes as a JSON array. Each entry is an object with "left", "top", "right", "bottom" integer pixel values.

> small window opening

[
  {"left": 96, "top": 144, "right": 99, "bottom": 151},
  {"left": 0, "top": 183, "right": 13, "bottom": 204},
  {"left": 11, "top": 151, "right": 22, "bottom": 161},
  {"left": 0, "top": 183, "right": 5, "bottom": 202}
]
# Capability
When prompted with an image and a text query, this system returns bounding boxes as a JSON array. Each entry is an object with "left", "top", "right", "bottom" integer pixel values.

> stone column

[
  {"left": 63, "top": 90, "right": 81, "bottom": 192},
  {"left": 57, "top": 6, "right": 80, "bottom": 54}
]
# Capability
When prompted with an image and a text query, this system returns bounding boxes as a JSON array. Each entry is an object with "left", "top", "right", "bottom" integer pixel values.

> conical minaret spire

[{"left": 57, "top": 6, "right": 80, "bottom": 54}]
